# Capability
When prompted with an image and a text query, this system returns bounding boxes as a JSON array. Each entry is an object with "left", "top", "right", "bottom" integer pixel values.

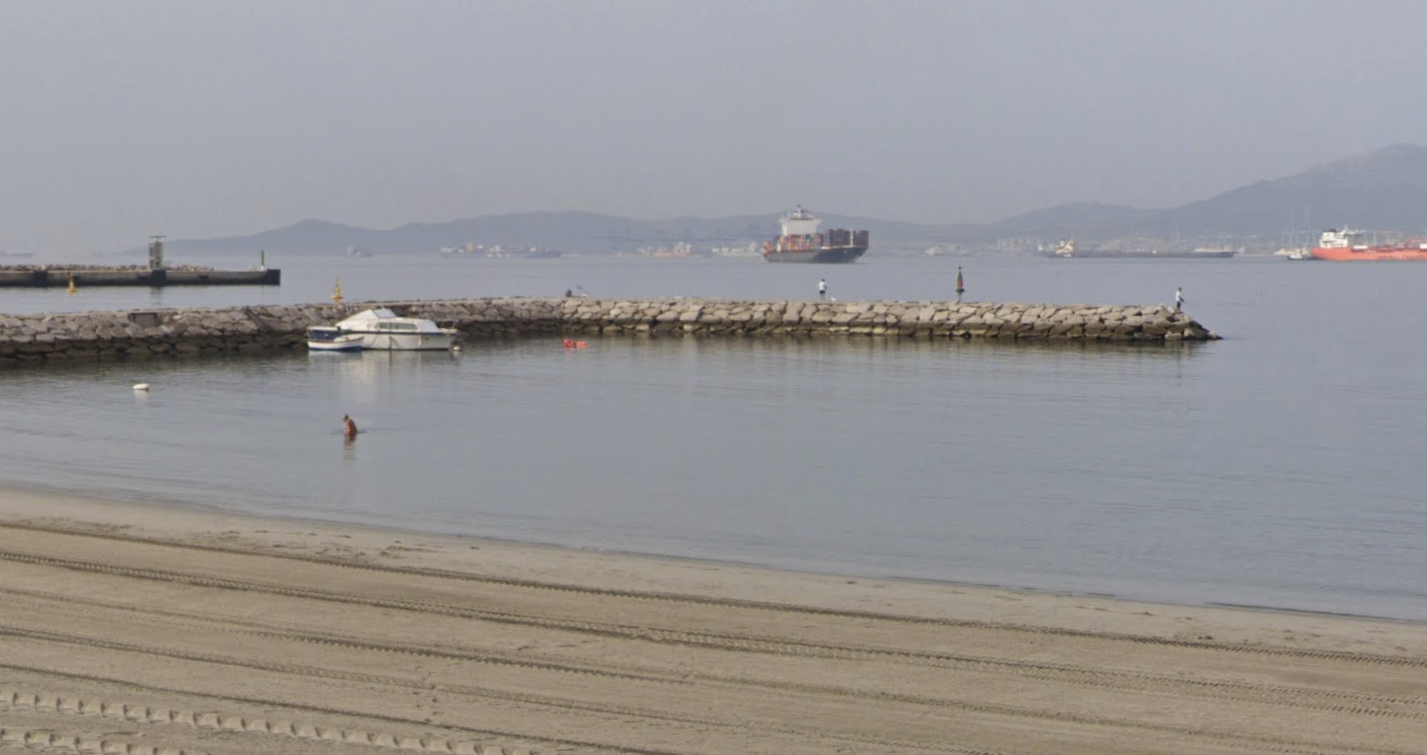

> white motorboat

[
  {"left": 330, "top": 307, "right": 460, "bottom": 351},
  {"left": 306, "top": 325, "right": 365, "bottom": 352}
]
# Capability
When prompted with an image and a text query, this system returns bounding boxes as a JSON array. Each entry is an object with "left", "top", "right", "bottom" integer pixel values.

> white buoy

[{"left": 132, "top": 383, "right": 150, "bottom": 392}]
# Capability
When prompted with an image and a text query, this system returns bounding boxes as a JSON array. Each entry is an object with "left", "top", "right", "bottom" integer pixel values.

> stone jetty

[{"left": 0, "top": 298, "right": 1218, "bottom": 364}]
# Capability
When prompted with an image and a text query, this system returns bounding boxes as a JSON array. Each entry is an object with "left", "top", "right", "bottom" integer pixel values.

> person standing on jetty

[
  {"left": 342, "top": 414, "right": 359, "bottom": 441},
  {"left": 818, "top": 278, "right": 827, "bottom": 300},
  {"left": 1175, "top": 287, "right": 1185, "bottom": 313}
]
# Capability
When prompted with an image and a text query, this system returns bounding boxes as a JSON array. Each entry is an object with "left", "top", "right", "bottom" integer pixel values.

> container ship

[
  {"left": 1044, "top": 240, "right": 1236, "bottom": 259},
  {"left": 763, "top": 206, "right": 869, "bottom": 263},
  {"left": 1309, "top": 228, "right": 1427, "bottom": 261}
]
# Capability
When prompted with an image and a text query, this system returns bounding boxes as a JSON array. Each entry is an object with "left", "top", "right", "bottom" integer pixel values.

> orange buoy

[{"left": 575, "top": 341, "right": 587, "bottom": 348}]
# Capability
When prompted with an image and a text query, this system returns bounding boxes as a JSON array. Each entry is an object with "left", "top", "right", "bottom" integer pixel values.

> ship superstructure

[{"left": 763, "top": 206, "right": 869, "bottom": 264}]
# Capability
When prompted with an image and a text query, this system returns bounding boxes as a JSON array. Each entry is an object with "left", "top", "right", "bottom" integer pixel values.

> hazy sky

[{"left": 3, "top": 0, "right": 1426, "bottom": 253}]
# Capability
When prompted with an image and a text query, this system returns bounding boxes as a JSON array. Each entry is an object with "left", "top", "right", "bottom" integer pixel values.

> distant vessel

[
  {"left": 644, "top": 243, "right": 708, "bottom": 258},
  {"left": 1044, "top": 240, "right": 1236, "bottom": 259},
  {"left": 493, "top": 247, "right": 561, "bottom": 259},
  {"left": 441, "top": 243, "right": 561, "bottom": 259},
  {"left": 763, "top": 206, "right": 869, "bottom": 264},
  {"left": 711, "top": 242, "right": 761, "bottom": 257},
  {"left": 1309, "top": 228, "right": 1427, "bottom": 261}
]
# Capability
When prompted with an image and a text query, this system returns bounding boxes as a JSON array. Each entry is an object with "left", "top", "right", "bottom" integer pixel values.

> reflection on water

[{"left": 1, "top": 255, "right": 1425, "bottom": 620}]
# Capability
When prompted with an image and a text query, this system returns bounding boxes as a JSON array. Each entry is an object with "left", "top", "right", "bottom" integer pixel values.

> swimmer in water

[{"left": 343, "top": 414, "right": 359, "bottom": 440}]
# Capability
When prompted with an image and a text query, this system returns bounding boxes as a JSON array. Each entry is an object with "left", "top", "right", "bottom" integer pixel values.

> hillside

[
  {"left": 118, "top": 143, "right": 1427, "bottom": 258},
  {"left": 1163, "top": 143, "right": 1427, "bottom": 237},
  {"left": 972, "top": 143, "right": 1427, "bottom": 246}
]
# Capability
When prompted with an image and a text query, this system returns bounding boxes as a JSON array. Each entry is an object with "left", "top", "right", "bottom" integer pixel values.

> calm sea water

[{"left": 2, "top": 252, "right": 1425, "bottom": 621}]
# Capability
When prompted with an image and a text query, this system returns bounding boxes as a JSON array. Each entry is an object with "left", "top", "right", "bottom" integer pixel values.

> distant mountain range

[
  {"left": 130, "top": 144, "right": 1427, "bottom": 258},
  {"left": 990, "top": 143, "right": 1427, "bottom": 246}
]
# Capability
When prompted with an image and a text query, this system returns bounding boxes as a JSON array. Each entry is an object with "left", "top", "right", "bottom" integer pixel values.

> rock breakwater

[{"left": 0, "top": 298, "right": 1217, "bottom": 364}]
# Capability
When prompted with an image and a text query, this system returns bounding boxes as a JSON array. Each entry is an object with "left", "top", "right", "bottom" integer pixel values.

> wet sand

[{"left": 2, "top": 487, "right": 1425, "bottom": 755}]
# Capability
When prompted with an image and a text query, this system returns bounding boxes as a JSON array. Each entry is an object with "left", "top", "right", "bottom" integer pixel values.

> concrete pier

[
  {"left": 0, "top": 266, "right": 280, "bottom": 287},
  {"left": 0, "top": 297, "right": 1218, "bottom": 364}
]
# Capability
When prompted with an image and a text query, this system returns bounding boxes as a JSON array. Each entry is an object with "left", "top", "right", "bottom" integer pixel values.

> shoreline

[
  {"left": 3, "top": 486, "right": 1427, "bottom": 754},
  {"left": 2, "top": 481, "right": 1423, "bottom": 633}
]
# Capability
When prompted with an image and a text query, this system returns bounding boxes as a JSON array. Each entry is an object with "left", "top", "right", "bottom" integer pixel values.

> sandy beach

[{"left": 2, "top": 487, "right": 1426, "bottom": 755}]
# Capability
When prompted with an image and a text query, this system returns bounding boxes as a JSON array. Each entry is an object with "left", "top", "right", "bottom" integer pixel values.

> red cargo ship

[
  {"left": 1310, "top": 228, "right": 1427, "bottom": 261},
  {"left": 763, "top": 206, "right": 869, "bottom": 263}
]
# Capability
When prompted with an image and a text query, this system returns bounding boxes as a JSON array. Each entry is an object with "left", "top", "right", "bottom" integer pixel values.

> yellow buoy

[
  {"left": 331, "top": 277, "right": 344, "bottom": 303},
  {"left": 67, "top": 276, "right": 77, "bottom": 294}
]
